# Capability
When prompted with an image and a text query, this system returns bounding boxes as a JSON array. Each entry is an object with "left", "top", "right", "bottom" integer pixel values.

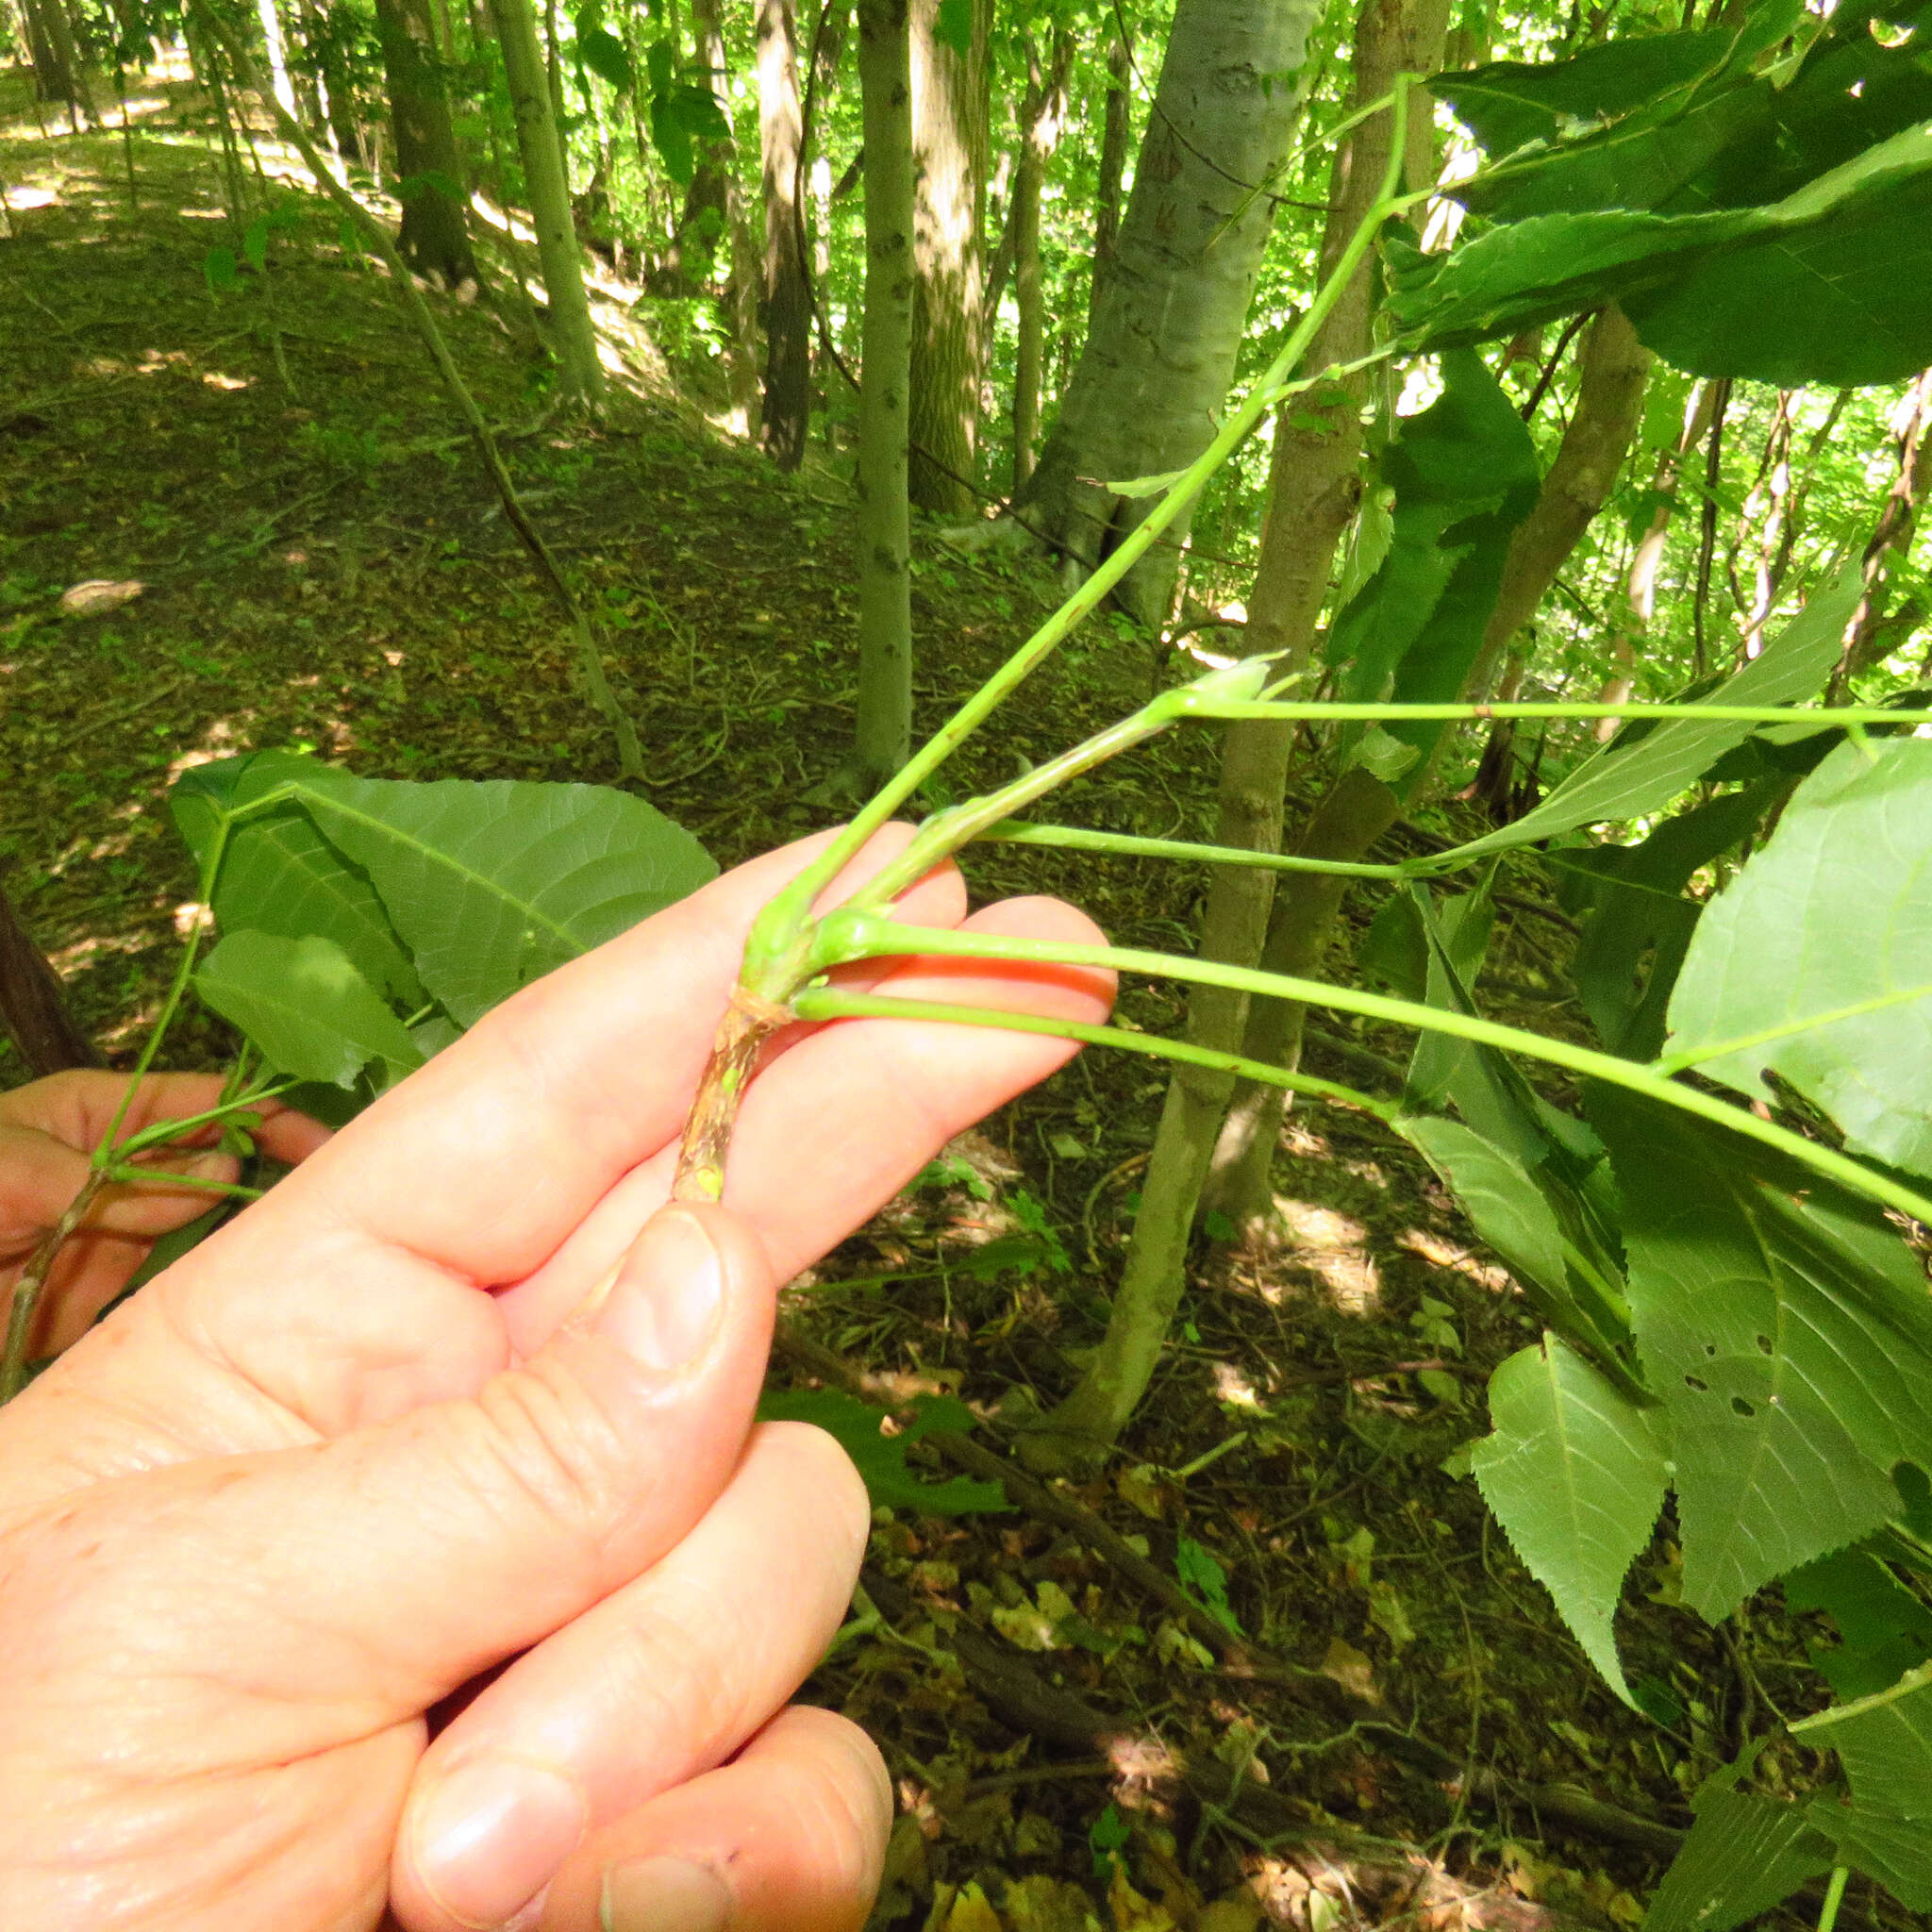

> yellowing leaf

[{"left": 1320, "top": 1635, "right": 1380, "bottom": 1703}]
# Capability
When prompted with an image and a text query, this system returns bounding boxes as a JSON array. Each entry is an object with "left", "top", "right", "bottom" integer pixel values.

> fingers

[
  {"left": 391, "top": 1422, "right": 870, "bottom": 1932},
  {"left": 497, "top": 893, "right": 1114, "bottom": 1350},
  {"left": 39, "top": 1203, "right": 780, "bottom": 1780},
  {"left": 250, "top": 825, "right": 965, "bottom": 1288},
  {"left": 538, "top": 1707, "right": 891, "bottom": 1932}
]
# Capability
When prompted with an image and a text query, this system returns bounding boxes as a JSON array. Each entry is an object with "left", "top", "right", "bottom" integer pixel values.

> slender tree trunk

[
  {"left": 758, "top": 0, "right": 811, "bottom": 466},
  {"left": 1008, "top": 0, "right": 1324, "bottom": 630},
  {"left": 375, "top": 0, "right": 478, "bottom": 284},
  {"left": 1009, "top": 32, "right": 1069, "bottom": 493},
  {"left": 1462, "top": 305, "right": 1652, "bottom": 801},
  {"left": 255, "top": 0, "right": 297, "bottom": 116},
  {"left": 300, "top": 0, "right": 365, "bottom": 161},
  {"left": 1086, "top": 17, "right": 1130, "bottom": 334},
  {"left": 1843, "top": 367, "right": 1932, "bottom": 680},
  {"left": 855, "top": 0, "right": 914, "bottom": 779},
  {"left": 0, "top": 879, "right": 98, "bottom": 1075},
  {"left": 1024, "top": 0, "right": 1416, "bottom": 1467},
  {"left": 16, "top": 0, "right": 73, "bottom": 107},
  {"left": 677, "top": 0, "right": 730, "bottom": 283},
  {"left": 25, "top": 0, "right": 87, "bottom": 125},
  {"left": 488, "top": 0, "right": 604, "bottom": 404},
  {"left": 906, "top": 0, "right": 988, "bottom": 512}
]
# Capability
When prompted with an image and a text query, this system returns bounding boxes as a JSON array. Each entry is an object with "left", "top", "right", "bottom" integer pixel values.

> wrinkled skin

[{"left": 0, "top": 828, "right": 1110, "bottom": 1931}]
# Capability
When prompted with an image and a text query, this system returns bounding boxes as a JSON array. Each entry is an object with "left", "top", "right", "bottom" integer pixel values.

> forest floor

[{"left": 0, "top": 71, "right": 1869, "bottom": 1932}]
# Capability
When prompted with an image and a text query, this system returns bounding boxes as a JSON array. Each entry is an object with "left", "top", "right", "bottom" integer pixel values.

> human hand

[
  {"left": 0, "top": 828, "right": 1111, "bottom": 1931},
  {"left": 0, "top": 1068, "right": 330, "bottom": 1357}
]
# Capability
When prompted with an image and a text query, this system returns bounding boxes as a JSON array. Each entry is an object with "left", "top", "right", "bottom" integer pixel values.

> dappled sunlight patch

[
  {"left": 1259, "top": 1197, "right": 1382, "bottom": 1315},
  {"left": 1398, "top": 1227, "right": 1511, "bottom": 1295}
]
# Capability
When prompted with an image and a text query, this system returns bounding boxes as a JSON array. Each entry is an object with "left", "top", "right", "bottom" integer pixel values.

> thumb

[{"left": 194, "top": 1203, "right": 779, "bottom": 1731}]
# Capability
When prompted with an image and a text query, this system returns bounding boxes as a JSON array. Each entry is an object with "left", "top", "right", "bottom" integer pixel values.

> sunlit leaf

[
  {"left": 1470, "top": 1333, "right": 1666, "bottom": 1704},
  {"left": 1645, "top": 1790, "right": 1834, "bottom": 1932},
  {"left": 1666, "top": 737, "right": 1932, "bottom": 1176}
]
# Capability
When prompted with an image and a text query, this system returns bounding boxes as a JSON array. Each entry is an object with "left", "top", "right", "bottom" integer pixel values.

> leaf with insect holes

[
  {"left": 1470, "top": 1333, "right": 1665, "bottom": 1705},
  {"left": 1440, "top": 560, "right": 1862, "bottom": 862},
  {"left": 1592, "top": 1087, "right": 1932, "bottom": 1621},
  {"left": 195, "top": 932, "right": 425, "bottom": 1088},
  {"left": 1792, "top": 1661, "right": 1932, "bottom": 1909},
  {"left": 1667, "top": 737, "right": 1932, "bottom": 1177}
]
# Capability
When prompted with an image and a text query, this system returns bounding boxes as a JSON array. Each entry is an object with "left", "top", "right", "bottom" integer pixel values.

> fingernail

[
  {"left": 593, "top": 1208, "right": 726, "bottom": 1374},
  {"left": 600, "top": 1857, "right": 732, "bottom": 1932},
  {"left": 410, "top": 1756, "right": 587, "bottom": 1929}
]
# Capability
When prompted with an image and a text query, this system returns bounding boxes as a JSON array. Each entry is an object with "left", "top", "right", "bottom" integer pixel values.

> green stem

[
  {"left": 1816, "top": 1868, "right": 1849, "bottom": 1932},
  {"left": 98, "top": 818, "right": 231, "bottom": 1158},
  {"left": 99, "top": 1165, "right": 263, "bottom": 1201},
  {"left": 1187, "top": 698, "right": 1916, "bottom": 729},
  {"left": 980, "top": 820, "right": 1410, "bottom": 880},
  {"left": 111, "top": 1081, "right": 295, "bottom": 1160},
  {"left": 808, "top": 914, "right": 1932, "bottom": 1230},
  {"left": 741, "top": 76, "right": 1418, "bottom": 994},
  {"left": 789, "top": 989, "right": 1398, "bottom": 1121}
]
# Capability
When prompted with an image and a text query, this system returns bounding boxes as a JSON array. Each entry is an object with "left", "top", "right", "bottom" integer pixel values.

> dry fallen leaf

[
  {"left": 1320, "top": 1634, "right": 1380, "bottom": 1704},
  {"left": 58, "top": 578, "right": 145, "bottom": 617}
]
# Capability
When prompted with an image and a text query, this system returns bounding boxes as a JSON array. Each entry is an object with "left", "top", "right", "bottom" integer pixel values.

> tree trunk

[
  {"left": 375, "top": 0, "right": 478, "bottom": 285},
  {"left": 1024, "top": 0, "right": 1425, "bottom": 1466},
  {"left": 23, "top": 0, "right": 84, "bottom": 124},
  {"left": 255, "top": 0, "right": 297, "bottom": 117},
  {"left": 758, "top": 0, "right": 811, "bottom": 466},
  {"left": 855, "top": 0, "right": 914, "bottom": 780},
  {"left": 1009, "top": 33, "right": 1069, "bottom": 494},
  {"left": 907, "top": 0, "right": 988, "bottom": 513},
  {"left": 1086, "top": 18, "right": 1130, "bottom": 334},
  {"left": 1467, "top": 307, "right": 1652, "bottom": 699},
  {"left": 488, "top": 0, "right": 604, "bottom": 404},
  {"left": 677, "top": 0, "right": 731, "bottom": 284},
  {"left": 1844, "top": 367, "right": 1932, "bottom": 680},
  {"left": 1008, "top": 0, "right": 1323, "bottom": 630},
  {"left": 0, "top": 879, "right": 98, "bottom": 1076},
  {"left": 300, "top": 0, "right": 366, "bottom": 162}
]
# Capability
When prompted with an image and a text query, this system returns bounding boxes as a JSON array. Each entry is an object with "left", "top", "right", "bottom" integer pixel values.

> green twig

[
  {"left": 790, "top": 989, "right": 1397, "bottom": 1120},
  {"left": 1816, "top": 1867, "right": 1850, "bottom": 1932},
  {"left": 980, "top": 820, "right": 1409, "bottom": 879},
  {"left": 806, "top": 914, "right": 1932, "bottom": 1230},
  {"left": 741, "top": 76, "right": 1419, "bottom": 996}
]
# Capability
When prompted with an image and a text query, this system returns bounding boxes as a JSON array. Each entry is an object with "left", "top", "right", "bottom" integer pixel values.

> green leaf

[
  {"left": 1644, "top": 1789, "right": 1835, "bottom": 1932},
  {"left": 756, "top": 1389, "right": 1008, "bottom": 1515},
  {"left": 1438, "top": 562, "right": 1862, "bottom": 862},
  {"left": 1399, "top": 1118, "right": 1634, "bottom": 1368},
  {"left": 1431, "top": 30, "right": 1732, "bottom": 164},
  {"left": 233, "top": 759, "right": 714, "bottom": 1026},
  {"left": 242, "top": 216, "right": 270, "bottom": 274},
  {"left": 1786, "top": 1547, "right": 1932, "bottom": 1701},
  {"left": 203, "top": 244, "right": 240, "bottom": 295},
  {"left": 1791, "top": 1660, "right": 1932, "bottom": 1909},
  {"left": 1563, "top": 785, "right": 1770, "bottom": 1059},
  {"left": 1592, "top": 1088, "right": 1932, "bottom": 1620},
  {"left": 174, "top": 754, "right": 425, "bottom": 1008},
  {"left": 196, "top": 932, "right": 425, "bottom": 1087},
  {"left": 1665, "top": 737, "right": 1932, "bottom": 1176},
  {"left": 934, "top": 0, "right": 974, "bottom": 58},
  {"left": 1174, "top": 1536, "right": 1242, "bottom": 1636},
  {"left": 1469, "top": 1333, "right": 1666, "bottom": 1705},
  {"left": 1102, "top": 466, "right": 1189, "bottom": 500},
  {"left": 575, "top": 24, "right": 633, "bottom": 92},
  {"left": 1327, "top": 351, "right": 1541, "bottom": 782}
]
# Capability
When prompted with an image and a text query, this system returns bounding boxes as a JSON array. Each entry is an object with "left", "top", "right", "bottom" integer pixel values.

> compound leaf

[
  {"left": 1666, "top": 737, "right": 1932, "bottom": 1176},
  {"left": 1470, "top": 1333, "right": 1666, "bottom": 1704}
]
